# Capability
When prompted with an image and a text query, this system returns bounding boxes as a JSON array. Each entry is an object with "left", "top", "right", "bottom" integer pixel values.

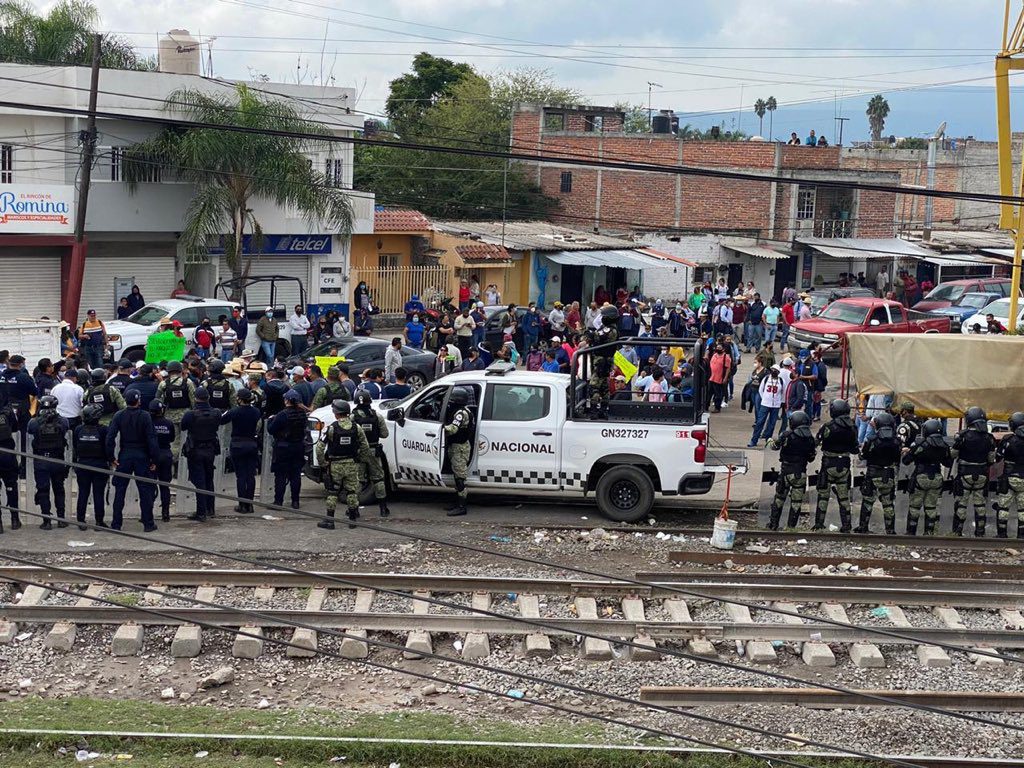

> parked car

[
  {"left": 805, "top": 287, "right": 874, "bottom": 316},
  {"left": 960, "top": 297, "right": 1024, "bottom": 335},
  {"left": 790, "top": 297, "right": 950, "bottom": 353},
  {"left": 482, "top": 306, "right": 528, "bottom": 351},
  {"left": 304, "top": 337, "right": 436, "bottom": 389},
  {"left": 914, "top": 277, "right": 1013, "bottom": 312},
  {"left": 925, "top": 291, "right": 1003, "bottom": 333}
]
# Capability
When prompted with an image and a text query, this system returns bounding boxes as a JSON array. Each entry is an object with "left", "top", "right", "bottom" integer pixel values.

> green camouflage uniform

[
  {"left": 766, "top": 426, "right": 815, "bottom": 529},
  {"left": 354, "top": 406, "right": 389, "bottom": 500},
  {"left": 902, "top": 434, "right": 952, "bottom": 535},
  {"left": 587, "top": 326, "right": 618, "bottom": 417},
  {"left": 951, "top": 426, "right": 996, "bottom": 535},
  {"left": 156, "top": 376, "right": 197, "bottom": 459},
  {"left": 444, "top": 406, "right": 474, "bottom": 503},
  {"left": 994, "top": 429, "right": 1024, "bottom": 537},
  {"left": 311, "top": 379, "right": 349, "bottom": 409},
  {"left": 813, "top": 416, "right": 858, "bottom": 531},
  {"left": 83, "top": 385, "right": 125, "bottom": 427},
  {"left": 857, "top": 429, "right": 901, "bottom": 534},
  {"left": 315, "top": 417, "right": 372, "bottom": 517}
]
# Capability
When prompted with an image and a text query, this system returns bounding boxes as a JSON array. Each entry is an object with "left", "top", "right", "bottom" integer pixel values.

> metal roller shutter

[
  {"left": 0, "top": 247, "right": 62, "bottom": 321},
  {"left": 811, "top": 254, "right": 866, "bottom": 287},
  {"left": 218, "top": 255, "right": 310, "bottom": 311},
  {"left": 81, "top": 242, "right": 177, "bottom": 321}
]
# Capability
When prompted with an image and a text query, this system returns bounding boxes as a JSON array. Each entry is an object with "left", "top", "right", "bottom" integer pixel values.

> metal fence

[{"left": 350, "top": 265, "right": 455, "bottom": 314}]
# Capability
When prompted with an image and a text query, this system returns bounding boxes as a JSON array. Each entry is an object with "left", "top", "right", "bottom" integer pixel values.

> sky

[{"left": 75, "top": 0, "right": 1022, "bottom": 140}]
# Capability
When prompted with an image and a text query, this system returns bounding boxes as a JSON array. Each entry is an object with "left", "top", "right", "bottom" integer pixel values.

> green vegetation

[{"left": 107, "top": 593, "right": 141, "bottom": 607}]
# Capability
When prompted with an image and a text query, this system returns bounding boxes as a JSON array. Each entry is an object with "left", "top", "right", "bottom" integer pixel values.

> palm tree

[
  {"left": 753, "top": 98, "right": 767, "bottom": 137},
  {"left": 866, "top": 94, "right": 890, "bottom": 143},
  {"left": 123, "top": 83, "right": 354, "bottom": 287},
  {"left": 765, "top": 96, "right": 777, "bottom": 140},
  {"left": 0, "top": 0, "right": 151, "bottom": 69}
]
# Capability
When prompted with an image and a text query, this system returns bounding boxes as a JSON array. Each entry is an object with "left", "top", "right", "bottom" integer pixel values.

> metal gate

[{"left": 349, "top": 264, "right": 454, "bottom": 314}]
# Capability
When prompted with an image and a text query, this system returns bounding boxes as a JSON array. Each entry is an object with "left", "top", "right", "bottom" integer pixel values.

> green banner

[{"left": 145, "top": 331, "right": 187, "bottom": 364}]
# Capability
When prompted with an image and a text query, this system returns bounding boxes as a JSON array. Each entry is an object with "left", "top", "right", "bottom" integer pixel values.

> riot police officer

[
  {"left": 106, "top": 389, "right": 160, "bottom": 532},
  {"left": 765, "top": 410, "right": 816, "bottom": 530},
  {"left": 156, "top": 360, "right": 196, "bottom": 461},
  {"left": 84, "top": 368, "right": 125, "bottom": 427},
  {"left": 952, "top": 406, "right": 996, "bottom": 536},
  {"left": 813, "top": 399, "right": 859, "bottom": 532},
  {"left": 587, "top": 305, "right": 620, "bottom": 417},
  {"left": 315, "top": 399, "right": 372, "bottom": 529},
  {"left": 27, "top": 394, "right": 69, "bottom": 529},
  {"left": 221, "top": 388, "right": 262, "bottom": 514},
  {"left": 72, "top": 403, "right": 110, "bottom": 529},
  {"left": 857, "top": 411, "right": 902, "bottom": 534},
  {"left": 0, "top": 392, "right": 19, "bottom": 531},
  {"left": 204, "top": 359, "right": 237, "bottom": 413},
  {"left": 267, "top": 389, "right": 307, "bottom": 508},
  {"left": 353, "top": 389, "right": 390, "bottom": 517},
  {"left": 107, "top": 360, "right": 134, "bottom": 395},
  {"left": 180, "top": 388, "right": 222, "bottom": 522},
  {"left": 901, "top": 418, "right": 952, "bottom": 536},
  {"left": 994, "top": 411, "right": 1024, "bottom": 539},
  {"left": 0, "top": 354, "right": 38, "bottom": 475},
  {"left": 443, "top": 387, "right": 474, "bottom": 517},
  {"left": 895, "top": 402, "right": 920, "bottom": 450},
  {"left": 148, "top": 400, "right": 175, "bottom": 521}
]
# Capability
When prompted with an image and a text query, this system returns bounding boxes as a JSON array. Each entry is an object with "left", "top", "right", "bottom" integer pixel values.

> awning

[
  {"left": 978, "top": 248, "right": 1017, "bottom": 261},
  {"left": 635, "top": 246, "right": 698, "bottom": 268},
  {"left": 722, "top": 239, "right": 789, "bottom": 260},
  {"left": 922, "top": 253, "right": 1008, "bottom": 268},
  {"left": 544, "top": 249, "right": 665, "bottom": 270},
  {"left": 797, "top": 237, "right": 933, "bottom": 261}
]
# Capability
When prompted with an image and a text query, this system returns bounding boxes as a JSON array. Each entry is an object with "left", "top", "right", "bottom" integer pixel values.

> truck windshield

[
  {"left": 925, "top": 284, "right": 966, "bottom": 302},
  {"left": 818, "top": 303, "right": 869, "bottom": 324},
  {"left": 126, "top": 305, "right": 172, "bottom": 326}
]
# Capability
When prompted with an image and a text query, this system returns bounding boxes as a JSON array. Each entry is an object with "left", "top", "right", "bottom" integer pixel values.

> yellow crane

[{"left": 997, "top": 0, "right": 1024, "bottom": 330}]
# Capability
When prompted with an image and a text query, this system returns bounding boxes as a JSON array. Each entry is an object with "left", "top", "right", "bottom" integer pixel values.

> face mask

[
  {"left": 266, "top": 312, "right": 273, "bottom": 318},
  {"left": 412, "top": 316, "right": 419, "bottom": 323}
]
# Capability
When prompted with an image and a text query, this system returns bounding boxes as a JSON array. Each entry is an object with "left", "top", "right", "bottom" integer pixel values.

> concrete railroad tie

[
  {"left": 934, "top": 607, "right": 1004, "bottom": 667},
  {"left": 287, "top": 588, "right": 327, "bottom": 658},
  {"left": 724, "top": 603, "right": 776, "bottom": 664},
  {"left": 664, "top": 599, "right": 717, "bottom": 657},
  {"left": 45, "top": 583, "right": 105, "bottom": 653},
  {"left": 772, "top": 602, "right": 835, "bottom": 667},
  {"left": 1, "top": 584, "right": 50, "bottom": 645},
  {"left": 339, "top": 588, "right": 373, "bottom": 660},
  {"left": 884, "top": 606, "right": 951, "bottom": 668},
  {"left": 820, "top": 603, "right": 885, "bottom": 669},
  {"left": 519, "top": 594, "right": 552, "bottom": 658},
  {"left": 172, "top": 586, "right": 217, "bottom": 658},
  {"left": 621, "top": 596, "right": 659, "bottom": 660},
  {"left": 574, "top": 597, "right": 613, "bottom": 660},
  {"left": 461, "top": 592, "right": 491, "bottom": 660},
  {"left": 403, "top": 590, "right": 433, "bottom": 660}
]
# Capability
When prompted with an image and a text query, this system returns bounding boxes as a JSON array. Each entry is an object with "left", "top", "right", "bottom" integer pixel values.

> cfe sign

[{"left": 0, "top": 185, "right": 74, "bottom": 233}]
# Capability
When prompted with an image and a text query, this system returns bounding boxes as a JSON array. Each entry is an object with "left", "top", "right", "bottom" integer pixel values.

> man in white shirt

[
  {"left": 875, "top": 268, "right": 889, "bottom": 297},
  {"left": 797, "top": 297, "right": 813, "bottom": 320},
  {"left": 51, "top": 370, "right": 84, "bottom": 426},
  {"left": 749, "top": 366, "right": 784, "bottom": 446},
  {"left": 548, "top": 302, "right": 566, "bottom": 335},
  {"left": 217, "top": 319, "right": 238, "bottom": 363},
  {"left": 288, "top": 304, "right": 311, "bottom": 357},
  {"left": 453, "top": 308, "right": 477, "bottom": 358}
]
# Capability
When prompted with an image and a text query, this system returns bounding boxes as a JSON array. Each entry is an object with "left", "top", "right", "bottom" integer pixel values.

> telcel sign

[{"left": 0, "top": 185, "right": 74, "bottom": 234}]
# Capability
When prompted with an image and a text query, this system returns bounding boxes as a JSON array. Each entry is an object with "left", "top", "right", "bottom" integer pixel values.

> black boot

[
  {"left": 77, "top": 515, "right": 87, "bottom": 531},
  {"left": 239, "top": 504, "right": 254, "bottom": 514},
  {"left": 9, "top": 511, "right": 20, "bottom": 530},
  {"left": 906, "top": 517, "right": 918, "bottom": 536},
  {"left": 923, "top": 516, "right": 937, "bottom": 536},
  {"left": 317, "top": 509, "right": 336, "bottom": 530},
  {"left": 951, "top": 516, "right": 965, "bottom": 536},
  {"left": 161, "top": 508, "right": 170, "bottom": 522},
  {"left": 56, "top": 511, "right": 68, "bottom": 528},
  {"left": 447, "top": 503, "right": 467, "bottom": 517},
  {"left": 854, "top": 509, "right": 871, "bottom": 534},
  {"left": 884, "top": 517, "right": 896, "bottom": 535},
  {"left": 786, "top": 508, "right": 801, "bottom": 528},
  {"left": 997, "top": 520, "right": 1008, "bottom": 539},
  {"left": 346, "top": 507, "right": 360, "bottom": 529},
  {"left": 975, "top": 516, "right": 986, "bottom": 538},
  {"left": 767, "top": 507, "right": 782, "bottom": 531},
  {"left": 39, "top": 512, "right": 52, "bottom": 530},
  {"left": 810, "top": 509, "right": 826, "bottom": 531},
  {"left": 378, "top": 501, "right": 390, "bottom": 518},
  {"left": 838, "top": 508, "right": 852, "bottom": 534}
]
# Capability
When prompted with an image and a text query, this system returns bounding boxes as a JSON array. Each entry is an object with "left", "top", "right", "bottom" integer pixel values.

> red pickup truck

[{"left": 789, "top": 297, "right": 950, "bottom": 351}]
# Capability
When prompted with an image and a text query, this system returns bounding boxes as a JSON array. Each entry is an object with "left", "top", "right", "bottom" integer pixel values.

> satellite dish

[{"left": 933, "top": 121, "right": 947, "bottom": 140}]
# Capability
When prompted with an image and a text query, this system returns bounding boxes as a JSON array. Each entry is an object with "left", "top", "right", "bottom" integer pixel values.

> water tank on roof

[
  {"left": 159, "top": 29, "right": 201, "bottom": 75},
  {"left": 652, "top": 114, "right": 672, "bottom": 134}
]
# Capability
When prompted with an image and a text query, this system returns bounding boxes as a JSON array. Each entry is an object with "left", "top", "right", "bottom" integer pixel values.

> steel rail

[
  {"left": 638, "top": 687, "right": 1024, "bottom": 712},
  {"left": 637, "top": 571, "right": 1024, "bottom": 593}
]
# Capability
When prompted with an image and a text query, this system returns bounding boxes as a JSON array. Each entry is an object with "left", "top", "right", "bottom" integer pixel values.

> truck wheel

[{"left": 595, "top": 466, "right": 654, "bottom": 523}]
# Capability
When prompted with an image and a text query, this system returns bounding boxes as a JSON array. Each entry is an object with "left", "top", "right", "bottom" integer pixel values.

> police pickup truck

[{"left": 306, "top": 340, "right": 744, "bottom": 522}]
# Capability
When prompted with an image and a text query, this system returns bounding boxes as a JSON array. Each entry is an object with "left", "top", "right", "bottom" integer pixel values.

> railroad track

[{"left": 1, "top": 567, "right": 1022, "bottom": 668}]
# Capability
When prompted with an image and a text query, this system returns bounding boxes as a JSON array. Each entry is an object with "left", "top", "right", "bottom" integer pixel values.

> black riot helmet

[
  {"left": 332, "top": 399, "right": 351, "bottom": 416},
  {"left": 448, "top": 388, "right": 469, "bottom": 407},
  {"left": 81, "top": 403, "right": 103, "bottom": 424},
  {"left": 355, "top": 389, "right": 373, "bottom": 408},
  {"left": 208, "top": 359, "right": 225, "bottom": 375},
  {"left": 922, "top": 419, "right": 943, "bottom": 437},
  {"left": 38, "top": 395, "right": 58, "bottom": 412},
  {"left": 872, "top": 412, "right": 895, "bottom": 429},
  {"left": 237, "top": 388, "right": 253, "bottom": 404},
  {"left": 90, "top": 368, "right": 107, "bottom": 385},
  {"left": 599, "top": 304, "right": 620, "bottom": 327},
  {"left": 828, "top": 399, "right": 851, "bottom": 418},
  {"left": 788, "top": 410, "right": 811, "bottom": 429},
  {"left": 965, "top": 406, "right": 987, "bottom": 428},
  {"left": 76, "top": 368, "right": 90, "bottom": 387},
  {"left": 1010, "top": 412, "right": 1024, "bottom": 432}
]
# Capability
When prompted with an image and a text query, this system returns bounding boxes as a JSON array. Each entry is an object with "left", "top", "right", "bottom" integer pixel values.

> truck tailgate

[{"left": 704, "top": 449, "right": 749, "bottom": 474}]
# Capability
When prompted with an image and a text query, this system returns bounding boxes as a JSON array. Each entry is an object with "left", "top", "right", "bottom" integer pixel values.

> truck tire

[{"left": 595, "top": 465, "right": 654, "bottom": 523}]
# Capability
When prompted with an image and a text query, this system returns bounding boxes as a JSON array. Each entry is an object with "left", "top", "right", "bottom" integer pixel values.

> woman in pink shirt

[
  {"left": 644, "top": 369, "right": 668, "bottom": 402},
  {"left": 708, "top": 343, "right": 732, "bottom": 412}
]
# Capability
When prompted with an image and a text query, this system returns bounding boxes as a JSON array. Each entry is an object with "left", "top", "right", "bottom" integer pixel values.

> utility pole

[
  {"left": 996, "top": 0, "right": 1024, "bottom": 331},
  {"left": 66, "top": 33, "right": 101, "bottom": 327},
  {"left": 923, "top": 121, "right": 946, "bottom": 242},
  {"left": 647, "top": 82, "right": 661, "bottom": 130},
  {"left": 835, "top": 117, "right": 850, "bottom": 146},
  {"left": 737, "top": 84, "right": 744, "bottom": 134}
]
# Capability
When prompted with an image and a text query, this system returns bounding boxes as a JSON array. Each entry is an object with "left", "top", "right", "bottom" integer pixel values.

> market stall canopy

[
  {"left": 722, "top": 239, "right": 789, "bottom": 260},
  {"left": 846, "top": 332, "right": 1024, "bottom": 418},
  {"left": 797, "top": 237, "right": 933, "bottom": 261},
  {"left": 544, "top": 249, "right": 666, "bottom": 270},
  {"left": 920, "top": 253, "right": 1009, "bottom": 267}
]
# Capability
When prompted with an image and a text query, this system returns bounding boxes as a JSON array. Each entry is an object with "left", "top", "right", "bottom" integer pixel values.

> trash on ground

[
  {"left": 506, "top": 689, "right": 525, "bottom": 699},
  {"left": 67, "top": 540, "right": 95, "bottom": 548},
  {"left": 261, "top": 515, "right": 283, "bottom": 521}
]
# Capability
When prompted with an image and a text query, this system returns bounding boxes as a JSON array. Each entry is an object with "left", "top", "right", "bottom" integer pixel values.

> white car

[
  {"left": 104, "top": 297, "right": 285, "bottom": 361},
  {"left": 305, "top": 361, "right": 743, "bottom": 522},
  {"left": 960, "top": 297, "right": 1024, "bottom": 335}
]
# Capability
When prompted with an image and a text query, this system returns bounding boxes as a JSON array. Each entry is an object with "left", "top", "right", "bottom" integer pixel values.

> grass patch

[
  {"left": 0, "top": 697, "right": 882, "bottom": 768},
  {"left": 106, "top": 593, "right": 141, "bottom": 607}
]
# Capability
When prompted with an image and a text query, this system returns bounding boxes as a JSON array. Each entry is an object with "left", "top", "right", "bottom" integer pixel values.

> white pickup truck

[{"left": 306, "top": 349, "right": 744, "bottom": 522}]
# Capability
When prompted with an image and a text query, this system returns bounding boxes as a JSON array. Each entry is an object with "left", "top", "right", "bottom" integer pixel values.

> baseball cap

[
  {"left": 171, "top": 320, "right": 183, "bottom": 328},
  {"left": 194, "top": 387, "right": 210, "bottom": 401},
  {"left": 118, "top": 359, "right": 132, "bottom": 370},
  {"left": 550, "top": 336, "right": 561, "bottom": 343},
  {"left": 614, "top": 374, "right": 627, "bottom": 382},
  {"left": 124, "top": 390, "right": 141, "bottom": 405},
  {"left": 86, "top": 308, "right": 96, "bottom": 315},
  {"left": 283, "top": 390, "right": 302, "bottom": 403},
  {"left": 265, "top": 306, "right": 274, "bottom": 312},
  {"left": 780, "top": 357, "right": 794, "bottom": 367},
  {"left": 290, "top": 365, "right": 305, "bottom": 376}
]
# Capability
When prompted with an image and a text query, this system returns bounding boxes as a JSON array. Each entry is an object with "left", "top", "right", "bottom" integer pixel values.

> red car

[
  {"left": 913, "top": 278, "right": 1013, "bottom": 312},
  {"left": 790, "top": 297, "right": 950, "bottom": 353}
]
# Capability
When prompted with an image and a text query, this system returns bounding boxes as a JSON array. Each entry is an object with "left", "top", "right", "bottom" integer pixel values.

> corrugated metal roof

[
  {"left": 433, "top": 220, "right": 637, "bottom": 252},
  {"left": 544, "top": 249, "right": 661, "bottom": 270},
  {"left": 797, "top": 237, "right": 933, "bottom": 260},
  {"left": 722, "top": 238, "right": 789, "bottom": 260}
]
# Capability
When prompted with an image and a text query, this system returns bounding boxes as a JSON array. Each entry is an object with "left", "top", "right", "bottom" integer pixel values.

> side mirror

[
  {"left": 386, "top": 407, "right": 405, "bottom": 426},
  {"left": 868, "top": 319, "right": 881, "bottom": 327}
]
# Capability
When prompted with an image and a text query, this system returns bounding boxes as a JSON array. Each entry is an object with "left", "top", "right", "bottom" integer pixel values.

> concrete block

[
  {"left": 1000, "top": 609, "right": 1024, "bottom": 630},
  {"left": 575, "top": 597, "right": 612, "bottom": 660},
  {"left": 801, "top": 642, "right": 836, "bottom": 667},
  {"left": 44, "top": 623, "right": 76, "bottom": 652},
  {"left": 412, "top": 590, "right": 431, "bottom": 615},
  {"left": 0, "top": 621, "right": 16, "bottom": 644},
  {"left": 18, "top": 585, "right": 50, "bottom": 605},
  {"left": 917, "top": 646, "right": 952, "bottom": 668},
  {"left": 462, "top": 633, "right": 490, "bottom": 659},
  {"left": 403, "top": 630, "right": 432, "bottom": 660},
  {"left": 195, "top": 586, "right": 219, "bottom": 605},
  {"left": 849, "top": 643, "right": 886, "bottom": 668},
  {"left": 932, "top": 607, "right": 963, "bottom": 627},
  {"left": 724, "top": 603, "right": 754, "bottom": 623},
  {"left": 969, "top": 650, "right": 1006, "bottom": 667},
  {"left": 525, "top": 633, "right": 553, "bottom": 657},
  {"left": 354, "top": 589, "right": 375, "bottom": 613},
  {"left": 253, "top": 586, "right": 275, "bottom": 603},
  {"left": 171, "top": 625, "right": 202, "bottom": 658},
  {"left": 232, "top": 626, "right": 264, "bottom": 659},
  {"left": 630, "top": 633, "right": 660, "bottom": 661},
  {"left": 664, "top": 599, "right": 692, "bottom": 622},
  {"left": 745, "top": 641, "right": 777, "bottom": 663},
  {"left": 339, "top": 628, "right": 368, "bottom": 659},
  {"left": 287, "top": 628, "right": 318, "bottom": 657},
  {"left": 141, "top": 584, "right": 166, "bottom": 606},
  {"left": 471, "top": 591, "right": 491, "bottom": 613},
  {"left": 111, "top": 624, "right": 144, "bottom": 656},
  {"left": 934, "top": 606, "right": 1003, "bottom": 666},
  {"left": 687, "top": 639, "right": 718, "bottom": 657},
  {"left": 621, "top": 597, "right": 646, "bottom": 622}
]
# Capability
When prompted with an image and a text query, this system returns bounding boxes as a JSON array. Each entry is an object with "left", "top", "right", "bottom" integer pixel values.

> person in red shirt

[
  {"left": 565, "top": 301, "right": 582, "bottom": 331},
  {"left": 458, "top": 279, "right": 471, "bottom": 311},
  {"left": 594, "top": 284, "right": 611, "bottom": 306},
  {"left": 900, "top": 271, "right": 919, "bottom": 306},
  {"left": 707, "top": 342, "right": 732, "bottom": 412},
  {"left": 780, "top": 297, "right": 796, "bottom": 350}
]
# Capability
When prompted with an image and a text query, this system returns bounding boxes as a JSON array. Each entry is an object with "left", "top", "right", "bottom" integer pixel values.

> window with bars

[
  {"left": 560, "top": 171, "right": 572, "bottom": 193},
  {"left": 105, "top": 146, "right": 162, "bottom": 183},
  {"left": 1, "top": 144, "right": 12, "bottom": 183},
  {"left": 378, "top": 253, "right": 399, "bottom": 269},
  {"left": 324, "top": 157, "right": 344, "bottom": 188},
  {"left": 796, "top": 185, "right": 816, "bottom": 220}
]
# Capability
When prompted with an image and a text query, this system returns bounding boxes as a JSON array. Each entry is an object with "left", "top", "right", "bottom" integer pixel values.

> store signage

[
  {"left": 208, "top": 234, "right": 333, "bottom": 255},
  {"left": 0, "top": 185, "right": 74, "bottom": 233}
]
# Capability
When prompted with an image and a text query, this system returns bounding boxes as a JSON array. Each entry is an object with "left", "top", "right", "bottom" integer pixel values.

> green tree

[
  {"left": 385, "top": 52, "right": 476, "bottom": 133},
  {"left": 0, "top": 0, "right": 153, "bottom": 69},
  {"left": 615, "top": 102, "right": 652, "bottom": 134},
  {"left": 123, "top": 83, "right": 353, "bottom": 286},
  {"left": 753, "top": 98, "right": 767, "bottom": 137},
  {"left": 867, "top": 94, "right": 891, "bottom": 142},
  {"left": 765, "top": 96, "right": 777, "bottom": 140}
]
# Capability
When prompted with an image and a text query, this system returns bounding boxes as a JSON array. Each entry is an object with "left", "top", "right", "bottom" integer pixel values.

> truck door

[
  {"left": 392, "top": 384, "right": 449, "bottom": 486},
  {"left": 866, "top": 304, "right": 891, "bottom": 332},
  {"left": 472, "top": 382, "right": 561, "bottom": 490}
]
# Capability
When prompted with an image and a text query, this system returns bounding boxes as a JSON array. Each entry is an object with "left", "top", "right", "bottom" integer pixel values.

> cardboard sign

[
  {"left": 145, "top": 331, "right": 186, "bottom": 364},
  {"left": 314, "top": 355, "right": 348, "bottom": 372}
]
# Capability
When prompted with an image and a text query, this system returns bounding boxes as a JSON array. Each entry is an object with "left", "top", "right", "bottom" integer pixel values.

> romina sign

[{"left": 0, "top": 185, "right": 74, "bottom": 233}]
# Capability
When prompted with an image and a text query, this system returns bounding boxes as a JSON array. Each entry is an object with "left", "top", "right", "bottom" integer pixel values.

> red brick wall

[
  {"left": 840, "top": 155, "right": 958, "bottom": 226},
  {"left": 857, "top": 189, "right": 899, "bottom": 237}
]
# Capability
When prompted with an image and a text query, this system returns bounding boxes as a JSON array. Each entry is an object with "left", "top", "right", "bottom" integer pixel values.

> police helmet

[
  {"left": 828, "top": 399, "right": 851, "bottom": 418},
  {"left": 167, "top": 360, "right": 183, "bottom": 373},
  {"left": 965, "top": 406, "right": 987, "bottom": 428},
  {"left": 449, "top": 388, "right": 469, "bottom": 407},
  {"left": 194, "top": 387, "right": 210, "bottom": 402},
  {"left": 599, "top": 304, "right": 620, "bottom": 326},
  {"left": 208, "top": 359, "right": 225, "bottom": 374},
  {"left": 148, "top": 399, "right": 165, "bottom": 415},
  {"left": 76, "top": 368, "right": 91, "bottom": 387},
  {"left": 90, "top": 368, "right": 107, "bottom": 385},
  {"left": 81, "top": 403, "right": 103, "bottom": 423},
  {"left": 899, "top": 401, "right": 915, "bottom": 414},
  {"left": 355, "top": 389, "right": 373, "bottom": 408},
  {"left": 1010, "top": 412, "right": 1024, "bottom": 432},
  {"left": 332, "top": 399, "right": 351, "bottom": 416},
  {"left": 923, "top": 419, "right": 943, "bottom": 437},
  {"left": 788, "top": 410, "right": 811, "bottom": 429},
  {"left": 872, "top": 412, "right": 895, "bottom": 429},
  {"left": 237, "top": 388, "right": 253, "bottom": 404},
  {"left": 38, "top": 394, "right": 58, "bottom": 412}
]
